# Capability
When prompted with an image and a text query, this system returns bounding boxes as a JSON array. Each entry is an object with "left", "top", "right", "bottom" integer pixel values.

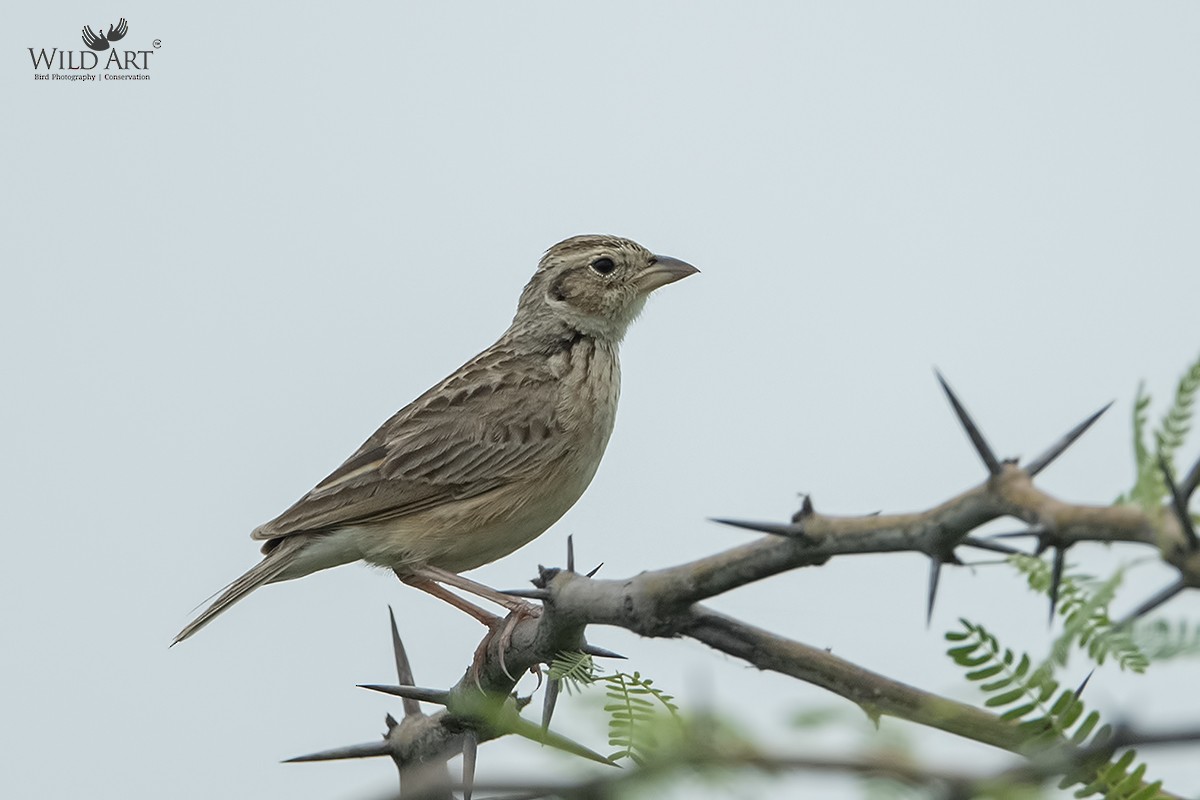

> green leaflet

[
  {"left": 1131, "top": 619, "right": 1200, "bottom": 661},
  {"left": 548, "top": 651, "right": 682, "bottom": 765},
  {"left": 549, "top": 649, "right": 598, "bottom": 695},
  {"left": 1008, "top": 554, "right": 1148, "bottom": 673},
  {"left": 944, "top": 619, "right": 1168, "bottom": 800},
  {"left": 602, "top": 671, "right": 681, "bottom": 764},
  {"left": 1116, "top": 351, "right": 1200, "bottom": 513}
]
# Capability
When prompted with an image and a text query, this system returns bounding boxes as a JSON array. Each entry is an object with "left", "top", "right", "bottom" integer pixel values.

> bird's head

[{"left": 514, "top": 234, "right": 698, "bottom": 343}]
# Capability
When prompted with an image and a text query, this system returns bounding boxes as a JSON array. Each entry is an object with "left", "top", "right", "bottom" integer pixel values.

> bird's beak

[{"left": 635, "top": 255, "right": 700, "bottom": 294}]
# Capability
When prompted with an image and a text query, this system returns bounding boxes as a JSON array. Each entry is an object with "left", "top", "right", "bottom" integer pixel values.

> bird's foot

[{"left": 471, "top": 601, "right": 543, "bottom": 685}]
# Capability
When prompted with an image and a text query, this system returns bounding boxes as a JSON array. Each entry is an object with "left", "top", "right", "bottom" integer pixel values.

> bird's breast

[{"left": 551, "top": 335, "right": 621, "bottom": 444}]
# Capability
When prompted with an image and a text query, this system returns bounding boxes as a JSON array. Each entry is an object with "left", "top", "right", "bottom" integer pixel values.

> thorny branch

[
  {"left": 365, "top": 723, "right": 1200, "bottom": 800},
  {"left": 288, "top": 375, "right": 1199, "bottom": 796}
]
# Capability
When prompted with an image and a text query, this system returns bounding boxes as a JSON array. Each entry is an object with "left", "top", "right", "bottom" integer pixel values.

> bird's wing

[{"left": 251, "top": 350, "right": 565, "bottom": 541}]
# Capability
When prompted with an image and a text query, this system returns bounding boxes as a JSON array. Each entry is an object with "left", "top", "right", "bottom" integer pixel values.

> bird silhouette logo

[{"left": 82, "top": 18, "right": 128, "bottom": 51}]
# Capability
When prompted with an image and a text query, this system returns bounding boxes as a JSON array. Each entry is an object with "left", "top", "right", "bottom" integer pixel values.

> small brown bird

[{"left": 174, "top": 235, "right": 697, "bottom": 643}]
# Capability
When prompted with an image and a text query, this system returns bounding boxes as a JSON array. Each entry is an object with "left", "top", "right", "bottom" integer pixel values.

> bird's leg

[
  {"left": 397, "top": 571, "right": 500, "bottom": 626},
  {"left": 412, "top": 565, "right": 542, "bottom": 617},
  {"left": 397, "top": 567, "right": 543, "bottom": 683}
]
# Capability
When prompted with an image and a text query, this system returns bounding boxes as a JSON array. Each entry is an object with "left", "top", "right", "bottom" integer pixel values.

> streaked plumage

[{"left": 174, "top": 234, "right": 697, "bottom": 643}]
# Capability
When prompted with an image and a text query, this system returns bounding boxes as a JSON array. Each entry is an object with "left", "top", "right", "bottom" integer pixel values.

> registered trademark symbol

[{"left": 153, "top": 39, "right": 162, "bottom": 48}]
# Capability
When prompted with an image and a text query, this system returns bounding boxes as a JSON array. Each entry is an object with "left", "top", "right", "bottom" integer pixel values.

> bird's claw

[{"left": 470, "top": 602, "right": 543, "bottom": 685}]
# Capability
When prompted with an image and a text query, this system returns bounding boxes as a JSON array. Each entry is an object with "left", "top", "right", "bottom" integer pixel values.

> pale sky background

[{"left": 3, "top": 3, "right": 1199, "bottom": 799}]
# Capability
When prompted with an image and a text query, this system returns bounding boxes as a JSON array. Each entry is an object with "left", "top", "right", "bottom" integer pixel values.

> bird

[{"left": 174, "top": 234, "right": 697, "bottom": 644}]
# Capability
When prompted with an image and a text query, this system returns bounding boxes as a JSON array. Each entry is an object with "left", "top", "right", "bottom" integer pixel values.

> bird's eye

[{"left": 590, "top": 257, "right": 617, "bottom": 275}]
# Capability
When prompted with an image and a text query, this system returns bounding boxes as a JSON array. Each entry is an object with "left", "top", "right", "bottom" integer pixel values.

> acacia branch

[
  {"left": 369, "top": 723, "right": 1200, "bottom": 800},
  {"left": 288, "top": 381, "right": 1199, "bottom": 796}
]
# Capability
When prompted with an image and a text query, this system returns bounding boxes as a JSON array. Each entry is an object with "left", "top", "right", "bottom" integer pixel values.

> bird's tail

[{"left": 172, "top": 536, "right": 309, "bottom": 645}]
